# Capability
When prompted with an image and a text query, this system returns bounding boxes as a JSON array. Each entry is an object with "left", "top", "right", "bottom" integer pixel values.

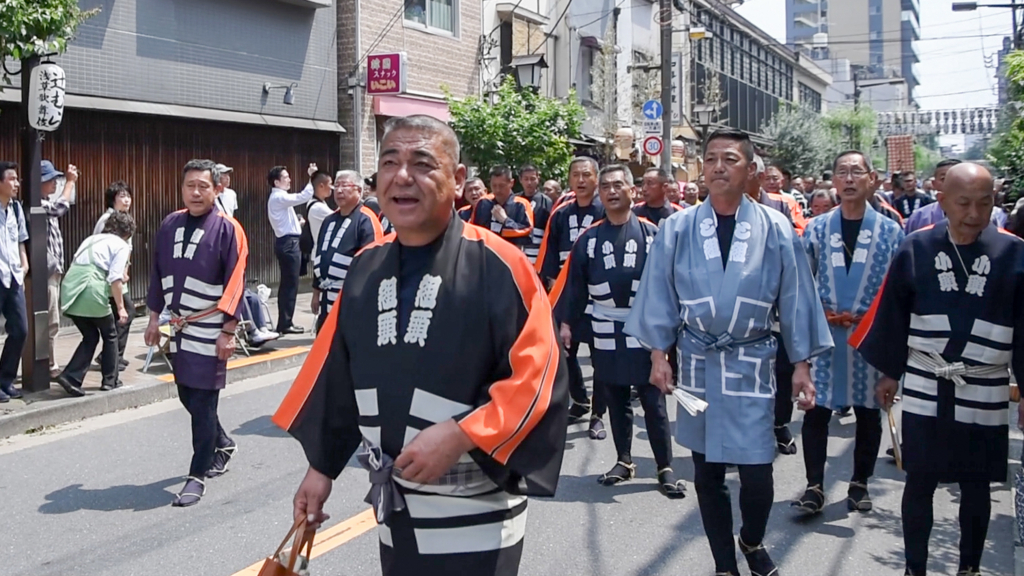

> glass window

[{"left": 405, "top": 0, "right": 457, "bottom": 34}]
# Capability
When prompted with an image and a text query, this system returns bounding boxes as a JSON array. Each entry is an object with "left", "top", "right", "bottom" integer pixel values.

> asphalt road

[{"left": 0, "top": 361, "right": 1016, "bottom": 576}]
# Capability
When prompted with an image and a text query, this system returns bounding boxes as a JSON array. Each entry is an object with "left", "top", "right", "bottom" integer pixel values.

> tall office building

[{"left": 786, "top": 0, "right": 919, "bottom": 105}]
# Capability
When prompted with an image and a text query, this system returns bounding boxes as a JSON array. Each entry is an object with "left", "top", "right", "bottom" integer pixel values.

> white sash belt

[
  {"left": 590, "top": 302, "right": 630, "bottom": 322},
  {"left": 908, "top": 348, "right": 1008, "bottom": 387}
]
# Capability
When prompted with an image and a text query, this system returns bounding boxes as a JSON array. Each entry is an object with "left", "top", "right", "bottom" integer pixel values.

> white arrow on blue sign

[{"left": 642, "top": 100, "right": 663, "bottom": 120}]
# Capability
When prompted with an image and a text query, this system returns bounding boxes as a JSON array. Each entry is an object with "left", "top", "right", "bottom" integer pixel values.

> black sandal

[
  {"left": 588, "top": 417, "right": 607, "bottom": 440},
  {"left": 775, "top": 425, "right": 797, "bottom": 455},
  {"left": 172, "top": 476, "right": 206, "bottom": 507},
  {"left": 598, "top": 461, "right": 636, "bottom": 485},
  {"left": 792, "top": 484, "right": 825, "bottom": 515},
  {"left": 847, "top": 481, "right": 872, "bottom": 512},
  {"left": 206, "top": 444, "right": 238, "bottom": 478},
  {"left": 657, "top": 467, "right": 686, "bottom": 499},
  {"left": 739, "top": 537, "right": 779, "bottom": 576}
]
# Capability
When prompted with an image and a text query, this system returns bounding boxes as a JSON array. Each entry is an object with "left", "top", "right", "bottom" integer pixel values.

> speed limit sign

[{"left": 643, "top": 136, "right": 663, "bottom": 156}]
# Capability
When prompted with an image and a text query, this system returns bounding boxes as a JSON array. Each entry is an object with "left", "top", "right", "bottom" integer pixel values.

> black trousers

[
  {"left": 274, "top": 235, "right": 301, "bottom": 332},
  {"left": 565, "top": 340, "right": 606, "bottom": 418},
  {"left": 65, "top": 314, "right": 119, "bottom": 389},
  {"left": 903, "top": 471, "right": 991, "bottom": 574},
  {"left": 602, "top": 382, "right": 672, "bottom": 469},
  {"left": 0, "top": 280, "right": 27, "bottom": 387},
  {"left": 108, "top": 294, "right": 134, "bottom": 363},
  {"left": 774, "top": 344, "right": 794, "bottom": 428},
  {"left": 693, "top": 452, "right": 774, "bottom": 575},
  {"left": 801, "top": 405, "right": 881, "bottom": 487},
  {"left": 176, "top": 384, "right": 232, "bottom": 478}
]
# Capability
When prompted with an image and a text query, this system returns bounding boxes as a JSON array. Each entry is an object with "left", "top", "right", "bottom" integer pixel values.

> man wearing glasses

[
  {"left": 795, "top": 150, "right": 905, "bottom": 516},
  {"left": 310, "top": 170, "right": 383, "bottom": 331}
]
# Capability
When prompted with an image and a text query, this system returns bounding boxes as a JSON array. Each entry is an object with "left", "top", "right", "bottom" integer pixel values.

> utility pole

[
  {"left": 659, "top": 0, "right": 673, "bottom": 169},
  {"left": 19, "top": 55, "right": 50, "bottom": 393}
]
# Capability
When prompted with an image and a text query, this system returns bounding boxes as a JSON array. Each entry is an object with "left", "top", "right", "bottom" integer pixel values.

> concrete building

[
  {"left": 0, "top": 0, "right": 342, "bottom": 295},
  {"left": 337, "top": 0, "right": 482, "bottom": 176},
  {"left": 818, "top": 57, "right": 911, "bottom": 113},
  {"left": 690, "top": 0, "right": 832, "bottom": 145},
  {"left": 786, "top": 0, "right": 920, "bottom": 105}
]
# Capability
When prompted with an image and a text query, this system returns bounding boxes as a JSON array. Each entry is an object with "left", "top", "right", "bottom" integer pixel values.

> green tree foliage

[
  {"left": 447, "top": 76, "right": 586, "bottom": 183},
  {"left": 0, "top": 0, "right": 98, "bottom": 85},
  {"left": 761, "top": 106, "right": 834, "bottom": 177},
  {"left": 987, "top": 51, "right": 1024, "bottom": 202},
  {"left": 763, "top": 105, "right": 882, "bottom": 177},
  {"left": 914, "top": 144, "right": 942, "bottom": 177},
  {"left": 822, "top": 106, "right": 877, "bottom": 154}
]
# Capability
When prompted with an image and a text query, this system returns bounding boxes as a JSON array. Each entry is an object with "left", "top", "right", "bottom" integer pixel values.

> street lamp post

[
  {"left": 693, "top": 103, "right": 717, "bottom": 153},
  {"left": 953, "top": 1, "right": 1020, "bottom": 49}
]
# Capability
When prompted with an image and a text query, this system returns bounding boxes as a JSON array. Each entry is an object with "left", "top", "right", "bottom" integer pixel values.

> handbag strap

[
  {"left": 285, "top": 520, "right": 315, "bottom": 574},
  {"left": 272, "top": 516, "right": 305, "bottom": 560}
]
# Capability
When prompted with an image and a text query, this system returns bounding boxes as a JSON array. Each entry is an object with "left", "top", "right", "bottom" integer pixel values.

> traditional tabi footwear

[
  {"left": 905, "top": 568, "right": 925, "bottom": 576},
  {"left": 172, "top": 476, "right": 206, "bottom": 507},
  {"left": 598, "top": 461, "right": 636, "bottom": 486},
  {"left": 588, "top": 417, "right": 607, "bottom": 440},
  {"left": 739, "top": 537, "right": 779, "bottom": 576},
  {"left": 657, "top": 467, "right": 686, "bottom": 499},
  {"left": 568, "top": 401, "right": 591, "bottom": 422},
  {"left": 792, "top": 484, "right": 825, "bottom": 515},
  {"left": 206, "top": 443, "right": 238, "bottom": 478},
  {"left": 956, "top": 569, "right": 982, "bottom": 576},
  {"left": 847, "top": 481, "right": 872, "bottom": 512},
  {"left": 774, "top": 425, "right": 797, "bottom": 455}
]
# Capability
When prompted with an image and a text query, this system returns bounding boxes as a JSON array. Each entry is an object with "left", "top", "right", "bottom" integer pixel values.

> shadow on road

[
  {"left": 233, "top": 415, "right": 290, "bottom": 438},
  {"left": 38, "top": 477, "right": 180, "bottom": 513}
]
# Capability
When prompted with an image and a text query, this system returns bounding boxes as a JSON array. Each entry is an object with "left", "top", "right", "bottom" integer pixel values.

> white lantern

[{"left": 27, "top": 63, "right": 66, "bottom": 132}]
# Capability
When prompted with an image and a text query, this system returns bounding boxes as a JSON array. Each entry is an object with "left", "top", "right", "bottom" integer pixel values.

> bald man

[{"left": 852, "top": 163, "right": 1024, "bottom": 576}]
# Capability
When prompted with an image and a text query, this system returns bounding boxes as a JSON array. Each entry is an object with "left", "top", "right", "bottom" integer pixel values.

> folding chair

[{"left": 142, "top": 325, "right": 173, "bottom": 373}]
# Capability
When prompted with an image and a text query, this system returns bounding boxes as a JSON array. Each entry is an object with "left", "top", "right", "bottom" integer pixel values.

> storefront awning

[{"left": 373, "top": 95, "right": 450, "bottom": 122}]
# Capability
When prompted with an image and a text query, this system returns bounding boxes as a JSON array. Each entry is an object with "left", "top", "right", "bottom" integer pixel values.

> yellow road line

[
  {"left": 230, "top": 508, "right": 377, "bottom": 576},
  {"left": 156, "top": 346, "right": 310, "bottom": 383}
]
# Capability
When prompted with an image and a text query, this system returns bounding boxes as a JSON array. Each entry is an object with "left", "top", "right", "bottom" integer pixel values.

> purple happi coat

[{"left": 147, "top": 208, "right": 249, "bottom": 390}]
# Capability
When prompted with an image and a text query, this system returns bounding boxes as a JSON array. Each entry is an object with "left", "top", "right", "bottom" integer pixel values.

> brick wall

[
  {"left": 337, "top": 0, "right": 483, "bottom": 175},
  {"left": 13, "top": 0, "right": 338, "bottom": 122}
]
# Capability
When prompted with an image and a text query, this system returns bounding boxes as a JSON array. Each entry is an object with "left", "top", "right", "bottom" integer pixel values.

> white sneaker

[{"left": 250, "top": 328, "right": 279, "bottom": 344}]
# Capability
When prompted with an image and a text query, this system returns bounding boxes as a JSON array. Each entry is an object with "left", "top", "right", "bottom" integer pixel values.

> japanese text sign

[
  {"left": 367, "top": 53, "right": 406, "bottom": 95},
  {"left": 28, "top": 63, "right": 66, "bottom": 132}
]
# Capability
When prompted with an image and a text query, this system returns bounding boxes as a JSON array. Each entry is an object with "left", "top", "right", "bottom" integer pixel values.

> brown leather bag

[{"left": 257, "top": 517, "right": 315, "bottom": 576}]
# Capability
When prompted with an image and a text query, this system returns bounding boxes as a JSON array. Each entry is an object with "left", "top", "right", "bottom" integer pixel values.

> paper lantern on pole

[{"left": 27, "top": 63, "right": 66, "bottom": 132}]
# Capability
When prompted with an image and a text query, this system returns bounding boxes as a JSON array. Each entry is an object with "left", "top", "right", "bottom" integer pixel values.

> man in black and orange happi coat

[{"left": 273, "top": 115, "right": 569, "bottom": 576}]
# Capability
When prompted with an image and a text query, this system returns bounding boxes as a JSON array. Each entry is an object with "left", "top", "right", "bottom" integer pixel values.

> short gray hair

[
  {"left": 381, "top": 115, "right": 460, "bottom": 165},
  {"left": 752, "top": 155, "right": 765, "bottom": 176},
  {"left": 182, "top": 159, "right": 222, "bottom": 186},
  {"left": 335, "top": 169, "right": 363, "bottom": 185}
]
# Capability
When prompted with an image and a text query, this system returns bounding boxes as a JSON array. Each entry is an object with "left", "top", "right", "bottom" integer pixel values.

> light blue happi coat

[
  {"left": 803, "top": 206, "right": 905, "bottom": 410},
  {"left": 625, "top": 196, "right": 833, "bottom": 465}
]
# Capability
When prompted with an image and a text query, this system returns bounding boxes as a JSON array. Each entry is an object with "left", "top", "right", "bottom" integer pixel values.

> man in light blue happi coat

[
  {"left": 793, "top": 150, "right": 904, "bottom": 518},
  {"left": 625, "top": 129, "right": 833, "bottom": 576}
]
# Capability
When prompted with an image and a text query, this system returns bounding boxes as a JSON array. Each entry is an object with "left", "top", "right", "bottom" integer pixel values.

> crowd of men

[
  {"left": 1, "top": 114, "right": 1019, "bottom": 576},
  {"left": 265, "top": 116, "right": 1024, "bottom": 576}
]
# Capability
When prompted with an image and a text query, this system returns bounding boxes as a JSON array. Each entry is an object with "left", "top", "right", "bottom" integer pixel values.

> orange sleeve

[
  {"left": 218, "top": 215, "right": 249, "bottom": 316},
  {"left": 500, "top": 196, "right": 535, "bottom": 239},
  {"left": 272, "top": 290, "right": 343, "bottom": 430},
  {"left": 361, "top": 205, "right": 384, "bottom": 241},
  {"left": 547, "top": 250, "right": 572, "bottom": 307},
  {"left": 786, "top": 196, "right": 807, "bottom": 235},
  {"left": 457, "top": 226, "right": 560, "bottom": 464}
]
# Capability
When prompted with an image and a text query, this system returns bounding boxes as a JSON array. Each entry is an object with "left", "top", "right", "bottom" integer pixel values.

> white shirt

[
  {"left": 217, "top": 188, "right": 238, "bottom": 218},
  {"left": 307, "top": 198, "right": 333, "bottom": 253},
  {"left": 0, "top": 199, "right": 27, "bottom": 288},
  {"left": 72, "top": 233, "right": 131, "bottom": 285},
  {"left": 268, "top": 183, "right": 314, "bottom": 238}
]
